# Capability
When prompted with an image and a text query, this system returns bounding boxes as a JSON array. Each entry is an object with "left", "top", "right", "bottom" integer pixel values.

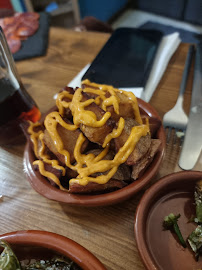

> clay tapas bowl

[
  {"left": 23, "top": 98, "right": 166, "bottom": 207},
  {"left": 0, "top": 230, "right": 106, "bottom": 270},
  {"left": 135, "top": 171, "right": 202, "bottom": 270}
]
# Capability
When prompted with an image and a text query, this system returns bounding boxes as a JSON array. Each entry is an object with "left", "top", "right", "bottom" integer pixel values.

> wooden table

[{"left": 0, "top": 28, "right": 201, "bottom": 270}]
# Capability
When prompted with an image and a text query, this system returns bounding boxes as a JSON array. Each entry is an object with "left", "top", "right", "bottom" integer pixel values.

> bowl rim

[
  {"left": 0, "top": 230, "right": 107, "bottom": 270},
  {"left": 23, "top": 98, "right": 166, "bottom": 207},
  {"left": 134, "top": 170, "right": 202, "bottom": 270}
]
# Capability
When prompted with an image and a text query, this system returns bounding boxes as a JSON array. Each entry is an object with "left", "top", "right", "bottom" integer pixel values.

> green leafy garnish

[
  {"left": 163, "top": 213, "right": 187, "bottom": 248},
  {"left": 195, "top": 180, "right": 202, "bottom": 224},
  {"left": 0, "top": 240, "right": 22, "bottom": 270},
  {"left": 187, "top": 225, "right": 202, "bottom": 261},
  {"left": 22, "top": 256, "right": 81, "bottom": 270},
  {"left": 0, "top": 241, "right": 81, "bottom": 270}
]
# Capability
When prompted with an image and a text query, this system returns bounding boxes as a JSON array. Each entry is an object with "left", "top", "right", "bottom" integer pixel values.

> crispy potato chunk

[
  {"left": 58, "top": 86, "right": 75, "bottom": 119},
  {"left": 69, "top": 179, "right": 127, "bottom": 194},
  {"left": 115, "top": 91, "right": 135, "bottom": 119},
  {"left": 43, "top": 119, "right": 88, "bottom": 165},
  {"left": 79, "top": 92, "right": 115, "bottom": 145},
  {"left": 69, "top": 149, "right": 131, "bottom": 194},
  {"left": 131, "top": 139, "right": 161, "bottom": 180},
  {"left": 114, "top": 118, "right": 151, "bottom": 165},
  {"left": 34, "top": 161, "right": 64, "bottom": 186},
  {"left": 88, "top": 149, "right": 131, "bottom": 180},
  {"left": 82, "top": 84, "right": 135, "bottom": 121},
  {"left": 21, "top": 121, "right": 51, "bottom": 160},
  {"left": 28, "top": 82, "right": 162, "bottom": 195},
  {"left": 142, "top": 116, "right": 161, "bottom": 137}
]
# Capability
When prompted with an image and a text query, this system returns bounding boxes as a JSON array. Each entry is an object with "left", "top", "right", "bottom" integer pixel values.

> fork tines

[{"left": 164, "top": 126, "right": 185, "bottom": 146}]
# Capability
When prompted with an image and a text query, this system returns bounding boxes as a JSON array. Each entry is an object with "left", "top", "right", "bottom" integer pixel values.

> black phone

[{"left": 82, "top": 27, "right": 163, "bottom": 88}]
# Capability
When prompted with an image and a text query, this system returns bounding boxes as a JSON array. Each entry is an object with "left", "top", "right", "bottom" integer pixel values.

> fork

[{"left": 163, "top": 45, "right": 194, "bottom": 144}]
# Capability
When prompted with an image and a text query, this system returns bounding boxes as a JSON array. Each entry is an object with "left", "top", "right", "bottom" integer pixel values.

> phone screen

[{"left": 82, "top": 28, "right": 163, "bottom": 88}]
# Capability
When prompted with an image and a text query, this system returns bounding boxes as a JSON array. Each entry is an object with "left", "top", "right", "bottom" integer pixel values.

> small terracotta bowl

[
  {"left": 23, "top": 99, "right": 166, "bottom": 206},
  {"left": 135, "top": 171, "right": 202, "bottom": 270},
  {"left": 0, "top": 230, "right": 106, "bottom": 270}
]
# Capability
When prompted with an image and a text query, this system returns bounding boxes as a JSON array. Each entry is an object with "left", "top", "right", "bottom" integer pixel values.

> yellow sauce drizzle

[
  {"left": 33, "top": 160, "right": 67, "bottom": 190},
  {"left": 70, "top": 124, "right": 149, "bottom": 185},
  {"left": 83, "top": 87, "right": 120, "bottom": 114},
  {"left": 28, "top": 121, "right": 43, "bottom": 157},
  {"left": 70, "top": 87, "right": 111, "bottom": 127},
  {"left": 56, "top": 91, "right": 73, "bottom": 116},
  {"left": 38, "top": 133, "right": 50, "bottom": 160},
  {"left": 82, "top": 79, "right": 142, "bottom": 123},
  {"left": 118, "top": 90, "right": 142, "bottom": 124},
  {"left": 38, "top": 133, "right": 66, "bottom": 176},
  {"left": 28, "top": 125, "right": 66, "bottom": 188},
  {"left": 102, "top": 117, "right": 125, "bottom": 148},
  {"left": 44, "top": 112, "right": 77, "bottom": 167},
  {"left": 29, "top": 80, "right": 150, "bottom": 189},
  {"left": 45, "top": 111, "right": 78, "bottom": 131}
]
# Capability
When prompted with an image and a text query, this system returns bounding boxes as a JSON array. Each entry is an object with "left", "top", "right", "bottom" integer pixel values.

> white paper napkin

[
  {"left": 143, "top": 32, "right": 181, "bottom": 102},
  {"left": 54, "top": 32, "right": 181, "bottom": 101}
]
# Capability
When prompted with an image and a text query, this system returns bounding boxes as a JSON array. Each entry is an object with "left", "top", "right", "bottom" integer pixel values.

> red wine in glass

[{"left": 0, "top": 27, "right": 41, "bottom": 145}]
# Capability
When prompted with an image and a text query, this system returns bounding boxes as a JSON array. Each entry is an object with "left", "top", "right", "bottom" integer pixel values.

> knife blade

[{"left": 179, "top": 42, "right": 202, "bottom": 170}]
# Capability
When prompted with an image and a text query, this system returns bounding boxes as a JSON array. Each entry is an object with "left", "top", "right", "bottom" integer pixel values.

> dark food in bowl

[
  {"left": 0, "top": 240, "right": 81, "bottom": 270},
  {"left": 188, "top": 225, "right": 202, "bottom": 261},
  {"left": 162, "top": 179, "right": 202, "bottom": 261},
  {"left": 134, "top": 171, "right": 202, "bottom": 270},
  {"left": 24, "top": 80, "right": 162, "bottom": 194},
  {"left": 195, "top": 180, "right": 202, "bottom": 224},
  {"left": 161, "top": 179, "right": 202, "bottom": 261},
  {"left": 187, "top": 179, "right": 202, "bottom": 261},
  {"left": 0, "top": 231, "right": 107, "bottom": 270}
]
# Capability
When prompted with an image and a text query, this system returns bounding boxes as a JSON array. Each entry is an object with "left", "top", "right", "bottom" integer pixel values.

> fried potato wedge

[
  {"left": 82, "top": 83, "right": 135, "bottom": 121},
  {"left": 87, "top": 149, "right": 131, "bottom": 180},
  {"left": 131, "top": 139, "right": 161, "bottom": 180},
  {"left": 143, "top": 116, "right": 161, "bottom": 137},
  {"left": 69, "top": 179, "right": 127, "bottom": 194},
  {"left": 33, "top": 161, "right": 64, "bottom": 187},
  {"left": 69, "top": 148, "right": 131, "bottom": 194},
  {"left": 79, "top": 92, "right": 115, "bottom": 145},
  {"left": 21, "top": 121, "right": 50, "bottom": 160},
  {"left": 27, "top": 81, "right": 162, "bottom": 195},
  {"left": 43, "top": 119, "right": 89, "bottom": 165},
  {"left": 116, "top": 91, "right": 135, "bottom": 119},
  {"left": 58, "top": 86, "right": 75, "bottom": 119},
  {"left": 114, "top": 118, "right": 151, "bottom": 165}
]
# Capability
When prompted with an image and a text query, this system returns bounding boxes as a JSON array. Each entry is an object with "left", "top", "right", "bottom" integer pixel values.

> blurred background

[{"left": 0, "top": 0, "right": 202, "bottom": 41}]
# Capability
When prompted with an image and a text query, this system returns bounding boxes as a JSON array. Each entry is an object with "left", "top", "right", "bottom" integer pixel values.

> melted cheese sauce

[{"left": 28, "top": 80, "right": 150, "bottom": 189}]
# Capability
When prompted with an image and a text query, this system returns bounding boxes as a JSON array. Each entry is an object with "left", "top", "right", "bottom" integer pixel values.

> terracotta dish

[
  {"left": 23, "top": 98, "right": 165, "bottom": 206},
  {"left": 135, "top": 171, "right": 202, "bottom": 270},
  {"left": 0, "top": 230, "right": 106, "bottom": 270}
]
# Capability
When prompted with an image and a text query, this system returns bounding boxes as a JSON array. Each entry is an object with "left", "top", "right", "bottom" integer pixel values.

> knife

[{"left": 179, "top": 42, "right": 202, "bottom": 170}]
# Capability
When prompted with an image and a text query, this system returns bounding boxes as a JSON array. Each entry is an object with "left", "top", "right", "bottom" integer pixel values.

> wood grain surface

[{"left": 0, "top": 28, "right": 201, "bottom": 270}]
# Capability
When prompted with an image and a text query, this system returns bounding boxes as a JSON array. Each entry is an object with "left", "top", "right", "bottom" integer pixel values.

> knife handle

[
  {"left": 178, "top": 42, "right": 202, "bottom": 170},
  {"left": 195, "top": 42, "right": 202, "bottom": 74}
]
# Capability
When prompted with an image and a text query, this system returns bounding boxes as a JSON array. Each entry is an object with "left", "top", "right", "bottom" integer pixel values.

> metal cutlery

[
  {"left": 179, "top": 42, "right": 202, "bottom": 170},
  {"left": 163, "top": 44, "right": 194, "bottom": 144}
]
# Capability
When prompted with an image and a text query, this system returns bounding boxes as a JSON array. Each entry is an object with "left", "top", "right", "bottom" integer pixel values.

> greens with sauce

[
  {"left": 0, "top": 241, "right": 21, "bottom": 270},
  {"left": 162, "top": 179, "right": 202, "bottom": 261},
  {"left": 187, "top": 180, "right": 202, "bottom": 261},
  {"left": 0, "top": 240, "right": 81, "bottom": 270}
]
